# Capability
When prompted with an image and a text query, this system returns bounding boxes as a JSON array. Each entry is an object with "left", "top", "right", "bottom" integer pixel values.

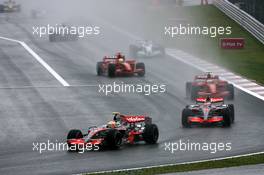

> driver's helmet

[
  {"left": 116, "top": 52, "right": 125, "bottom": 62},
  {"left": 204, "top": 96, "right": 211, "bottom": 105},
  {"left": 107, "top": 121, "right": 116, "bottom": 128},
  {"left": 207, "top": 72, "right": 212, "bottom": 79},
  {"left": 116, "top": 52, "right": 122, "bottom": 58},
  {"left": 113, "top": 112, "right": 121, "bottom": 121}
]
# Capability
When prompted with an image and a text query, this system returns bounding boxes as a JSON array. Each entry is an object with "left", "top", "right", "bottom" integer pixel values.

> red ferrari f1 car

[
  {"left": 182, "top": 97, "right": 234, "bottom": 128},
  {"left": 67, "top": 112, "right": 159, "bottom": 151},
  {"left": 96, "top": 53, "right": 145, "bottom": 77},
  {"left": 186, "top": 72, "right": 234, "bottom": 100}
]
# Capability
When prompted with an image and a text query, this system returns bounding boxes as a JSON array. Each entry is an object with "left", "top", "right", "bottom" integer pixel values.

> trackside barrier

[{"left": 214, "top": 0, "right": 264, "bottom": 44}]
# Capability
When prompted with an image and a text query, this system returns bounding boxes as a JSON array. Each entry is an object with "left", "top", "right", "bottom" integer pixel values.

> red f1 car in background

[
  {"left": 96, "top": 53, "right": 145, "bottom": 77},
  {"left": 182, "top": 97, "right": 234, "bottom": 128},
  {"left": 67, "top": 112, "right": 159, "bottom": 151},
  {"left": 186, "top": 72, "right": 234, "bottom": 100}
]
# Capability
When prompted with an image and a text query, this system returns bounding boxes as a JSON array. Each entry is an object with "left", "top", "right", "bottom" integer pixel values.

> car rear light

[
  {"left": 210, "top": 98, "right": 224, "bottom": 102},
  {"left": 209, "top": 116, "right": 223, "bottom": 122},
  {"left": 188, "top": 116, "right": 203, "bottom": 122}
]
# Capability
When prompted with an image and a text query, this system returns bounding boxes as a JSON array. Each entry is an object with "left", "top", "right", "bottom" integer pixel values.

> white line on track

[
  {"left": 219, "top": 72, "right": 235, "bottom": 76},
  {"left": 198, "top": 63, "right": 214, "bottom": 67},
  {"left": 207, "top": 66, "right": 222, "bottom": 69},
  {"left": 0, "top": 36, "right": 70, "bottom": 87},
  {"left": 213, "top": 69, "right": 226, "bottom": 73}
]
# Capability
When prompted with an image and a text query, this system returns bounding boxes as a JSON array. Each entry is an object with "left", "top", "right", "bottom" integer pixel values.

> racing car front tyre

[
  {"left": 227, "top": 84, "right": 234, "bottom": 100},
  {"left": 143, "top": 124, "right": 159, "bottom": 144},
  {"left": 136, "top": 63, "right": 145, "bottom": 77},
  {"left": 108, "top": 64, "right": 116, "bottom": 77},
  {"left": 182, "top": 108, "right": 191, "bottom": 128},
  {"left": 96, "top": 62, "right": 103, "bottom": 76},
  {"left": 67, "top": 129, "right": 83, "bottom": 139},
  {"left": 67, "top": 129, "right": 83, "bottom": 152},
  {"left": 105, "top": 129, "right": 122, "bottom": 149}
]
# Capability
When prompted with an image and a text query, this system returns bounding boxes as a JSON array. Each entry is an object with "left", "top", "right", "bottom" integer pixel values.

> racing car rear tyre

[
  {"left": 227, "top": 84, "right": 234, "bottom": 100},
  {"left": 223, "top": 109, "right": 231, "bottom": 127},
  {"left": 96, "top": 62, "right": 103, "bottom": 76},
  {"left": 108, "top": 64, "right": 116, "bottom": 77},
  {"left": 182, "top": 108, "right": 191, "bottom": 128},
  {"left": 105, "top": 129, "right": 122, "bottom": 149},
  {"left": 143, "top": 124, "right": 159, "bottom": 144},
  {"left": 136, "top": 63, "right": 145, "bottom": 77},
  {"left": 228, "top": 104, "right": 235, "bottom": 123}
]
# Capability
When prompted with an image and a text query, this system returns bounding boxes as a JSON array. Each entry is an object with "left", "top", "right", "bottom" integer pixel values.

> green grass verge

[
  {"left": 143, "top": 5, "right": 264, "bottom": 84},
  {"left": 86, "top": 153, "right": 264, "bottom": 175}
]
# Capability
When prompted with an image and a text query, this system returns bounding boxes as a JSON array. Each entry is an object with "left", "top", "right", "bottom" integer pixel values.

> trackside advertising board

[{"left": 220, "top": 38, "right": 245, "bottom": 49}]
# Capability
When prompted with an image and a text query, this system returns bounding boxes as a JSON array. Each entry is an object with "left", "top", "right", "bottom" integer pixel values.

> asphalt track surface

[
  {"left": 165, "top": 164, "right": 264, "bottom": 175},
  {"left": 0, "top": 1, "right": 263, "bottom": 175}
]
